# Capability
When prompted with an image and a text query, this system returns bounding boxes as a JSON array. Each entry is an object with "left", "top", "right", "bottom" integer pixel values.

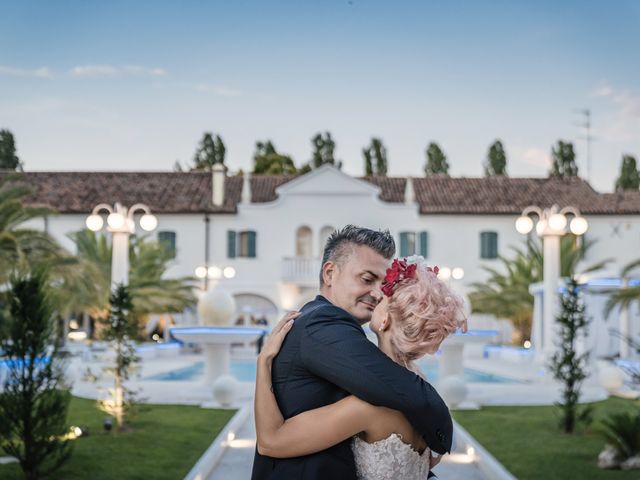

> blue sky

[{"left": 1, "top": 0, "right": 639, "bottom": 192}]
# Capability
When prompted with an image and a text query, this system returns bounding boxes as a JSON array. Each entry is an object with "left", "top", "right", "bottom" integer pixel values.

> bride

[{"left": 255, "top": 258, "right": 466, "bottom": 479}]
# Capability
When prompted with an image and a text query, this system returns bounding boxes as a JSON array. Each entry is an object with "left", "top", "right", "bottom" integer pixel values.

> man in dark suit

[{"left": 251, "top": 225, "right": 452, "bottom": 479}]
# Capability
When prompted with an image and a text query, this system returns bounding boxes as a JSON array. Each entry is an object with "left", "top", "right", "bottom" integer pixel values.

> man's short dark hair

[{"left": 319, "top": 225, "right": 396, "bottom": 286}]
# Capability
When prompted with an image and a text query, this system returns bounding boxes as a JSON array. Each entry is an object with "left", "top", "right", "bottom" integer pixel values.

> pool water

[{"left": 146, "top": 359, "right": 516, "bottom": 384}]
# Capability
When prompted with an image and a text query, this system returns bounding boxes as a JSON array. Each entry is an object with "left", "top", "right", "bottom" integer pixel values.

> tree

[
  {"left": 252, "top": 141, "right": 298, "bottom": 175},
  {"left": 424, "top": 142, "right": 449, "bottom": 176},
  {"left": 0, "top": 271, "right": 72, "bottom": 479},
  {"left": 309, "top": 132, "right": 342, "bottom": 170},
  {"left": 484, "top": 140, "right": 507, "bottom": 176},
  {"left": 98, "top": 284, "right": 140, "bottom": 430},
  {"left": 61, "top": 230, "right": 196, "bottom": 333},
  {"left": 363, "top": 138, "right": 388, "bottom": 176},
  {"left": 469, "top": 236, "right": 610, "bottom": 342},
  {"left": 604, "top": 258, "right": 640, "bottom": 318},
  {"left": 615, "top": 154, "right": 640, "bottom": 191},
  {"left": 550, "top": 276, "right": 592, "bottom": 434},
  {"left": 0, "top": 178, "right": 61, "bottom": 283},
  {"left": 549, "top": 140, "right": 578, "bottom": 177},
  {"left": 0, "top": 129, "right": 22, "bottom": 171},
  {"left": 193, "top": 132, "right": 226, "bottom": 170}
]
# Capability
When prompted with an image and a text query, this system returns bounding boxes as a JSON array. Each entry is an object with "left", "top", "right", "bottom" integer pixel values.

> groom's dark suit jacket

[{"left": 251, "top": 295, "right": 452, "bottom": 480}]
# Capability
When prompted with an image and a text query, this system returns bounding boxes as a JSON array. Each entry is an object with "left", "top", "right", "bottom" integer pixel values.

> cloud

[
  {"left": 0, "top": 66, "right": 52, "bottom": 78},
  {"left": 513, "top": 146, "right": 551, "bottom": 170},
  {"left": 69, "top": 64, "right": 166, "bottom": 77},
  {"left": 194, "top": 83, "right": 242, "bottom": 97},
  {"left": 591, "top": 83, "right": 640, "bottom": 142}
]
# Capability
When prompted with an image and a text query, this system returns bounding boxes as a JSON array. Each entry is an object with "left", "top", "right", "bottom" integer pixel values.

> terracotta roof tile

[{"left": 2, "top": 171, "right": 639, "bottom": 215}]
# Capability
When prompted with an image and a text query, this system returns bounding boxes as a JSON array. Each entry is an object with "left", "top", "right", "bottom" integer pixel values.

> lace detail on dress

[{"left": 352, "top": 433, "right": 431, "bottom": 480}]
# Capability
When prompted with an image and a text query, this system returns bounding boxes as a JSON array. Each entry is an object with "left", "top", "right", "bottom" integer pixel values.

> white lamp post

[
  {"left": 515, "top": 204, "right": 588, "bottom": 361},
  {"left": 86, "top": 202, "right": 158, "bottom": 287},
  {"left": 195, "top": 263, "right": 236, "bottom": 290}
]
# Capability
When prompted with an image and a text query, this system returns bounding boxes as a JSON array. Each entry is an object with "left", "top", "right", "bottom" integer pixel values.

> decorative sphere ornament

[
  {"left": 438, "top": 375, "right": 468, "bottom": 407},
  {"left": 197, "top": 287, "right": 236, "bottom": 326},
  {"left": 213, "top": 375, "right": 238, "bottom": 406},
  {"left": 598, "top": 363, "right": 625, "bottom": 393}
]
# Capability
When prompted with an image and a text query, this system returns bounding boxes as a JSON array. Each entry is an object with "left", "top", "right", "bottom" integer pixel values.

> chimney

[
  {"left": 212, "top": 163, "right": 225, "bottom": 207},
  {"left": 241, "top": 171, "right": 252, "bottom": 204},
  {"left": 404, "top": 177, "right": 415, "bottom": 205}
]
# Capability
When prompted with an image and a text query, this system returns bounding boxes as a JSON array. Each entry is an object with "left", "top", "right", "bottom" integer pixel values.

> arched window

[
  {"left": 296, "top": 226, "right": 313, "bottom": 257},
  {"left": 318, "top": 226, "right": 335, "bottom": 257}
]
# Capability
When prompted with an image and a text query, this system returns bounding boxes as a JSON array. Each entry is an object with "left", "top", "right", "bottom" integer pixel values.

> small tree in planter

[
  {"left": 550, "top": 276, "right": 592, "bottom": 433},
  {"left": 0, "top": 271, "right": 72, "bottom": 479},
  {"left": 98, "top": 284, "right": 141, "bottom": 430}
]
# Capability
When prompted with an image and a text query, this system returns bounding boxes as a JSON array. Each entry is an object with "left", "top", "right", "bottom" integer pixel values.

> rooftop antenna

[{"left": 573, "top": 108, "right": 594, "bottom": 183}]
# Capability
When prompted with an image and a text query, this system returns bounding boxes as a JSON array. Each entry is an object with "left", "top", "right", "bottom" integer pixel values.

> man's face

[{"left": 323, "top": 244, "right": 391, "bottom": 323}]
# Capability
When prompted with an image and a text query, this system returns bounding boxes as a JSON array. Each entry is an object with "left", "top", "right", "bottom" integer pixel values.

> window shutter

[
  {"left": 480, "top": 232, "right": 498, "bottom": 259},
  {"left": 227, "top": 230, "right": 236, "bottom": 258},
  {"left": 158, "top": 231, "right": 176, "bottom": 258},
  {"left": 399, "top": 232, "right": 410, "bottom": 257},
  {"left": 248, "top": 231, "right": 257, "bottom": 258},
  {"left": 419, "top": 231, "right": 428, "bottom": 257}
]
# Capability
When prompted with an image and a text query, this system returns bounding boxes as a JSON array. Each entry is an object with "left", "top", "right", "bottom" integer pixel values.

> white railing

[{"left": 282, "top": 257, "right": 322, "bottom": 285}]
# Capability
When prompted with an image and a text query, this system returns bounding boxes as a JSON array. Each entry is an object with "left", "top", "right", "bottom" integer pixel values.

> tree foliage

[
  {"left": 0, "top": 129, "right": 22, "bottom": 171},
  {"left": 252, "top": 141, "right": 298, "bottom": 175},
  {"left": 549, "top": 140, "right": 579, "bottom": 177},
  {"left": 484, "top": 140, "right": 507, "bottom": 176},
  {"left": 193, "top": 132, "right": 226, "bottom": 170},
  {"left": 469, "top": 236, "right": 610, "bottom": 341},
  {"left": 615, "top": 154, "right": 640, "bottom": 191},
  {"left": 363, "top": 137, "right": 388, "bottom": 176},
  {"left": 309, "top": 132, "right": 342, "bottom": 170},
  {"left": 0, "top": 271, "right": 72, "bottom": 479},
  {"left": 424, "top": 142, "right": 449, "bottom": 176},
  {"left": 550, "top": 276, "right": 592, "bottom": 434}
]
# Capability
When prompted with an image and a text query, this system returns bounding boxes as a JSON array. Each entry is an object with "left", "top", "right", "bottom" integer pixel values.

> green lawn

[
  {"left": 0, "top": 396, "right": 236, "bottom": 480},
  {"left": 453, "top": 397, "right": 639, "bottom": 480}
]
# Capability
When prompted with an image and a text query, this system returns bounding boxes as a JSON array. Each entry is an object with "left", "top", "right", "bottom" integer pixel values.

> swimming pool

[{"left": 145, "top": 359, "right": 517, "bottom": 384}]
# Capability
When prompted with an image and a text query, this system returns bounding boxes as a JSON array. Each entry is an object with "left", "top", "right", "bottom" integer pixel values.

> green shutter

[
  {"left": 227, "top": 230, "right": 236, "bottom": 258},
  {"left": 419, "top": 231, "right": 428, "bottom": 258},
  {"left": 480, "top": 232, "right": 498, "bottom": 259},
  {"left": 248, "top": 231, "right": 257, "bottom": 258},
  {"left": 399, "top": 232, "right": 409, "bottom": 257},
  {"left": 158, "top": 231, "right": 176, "bottom": 258}
]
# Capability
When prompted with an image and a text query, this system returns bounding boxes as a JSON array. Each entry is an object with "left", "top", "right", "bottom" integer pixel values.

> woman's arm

[{"left": 254, "top": 313, "right": 375, "bottom": 458}]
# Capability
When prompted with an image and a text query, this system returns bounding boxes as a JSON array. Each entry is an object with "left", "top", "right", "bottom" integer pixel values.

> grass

[
  {"left": 0, "top": 396, "right": 236, "bottom": 480},
  {"left": 453, "top": 397, "right": 639, "bottom": 480}
]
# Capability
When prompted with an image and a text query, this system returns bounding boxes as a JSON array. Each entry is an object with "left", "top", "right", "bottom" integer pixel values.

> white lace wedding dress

[{"left": 352, "top": 433, "right": 431, "bottom": 479}]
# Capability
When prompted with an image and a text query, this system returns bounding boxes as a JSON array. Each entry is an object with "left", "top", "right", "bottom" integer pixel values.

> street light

[
  {"left": 515, "top": 204, "right": 588, "bottom": 362},
  {"left": 194, "top": 263, "right": 236, "bottom": 289},
  {"left": 86, "top": 202, "right": 158, "bottom": 287}
]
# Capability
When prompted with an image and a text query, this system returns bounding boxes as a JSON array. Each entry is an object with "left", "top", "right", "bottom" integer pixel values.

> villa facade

[{"left": 5, "top": 165, "right": 640, "bottom": 326}]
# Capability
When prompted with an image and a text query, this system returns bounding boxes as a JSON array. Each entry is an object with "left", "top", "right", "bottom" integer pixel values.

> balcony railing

[{"left": 282, "top": 257, "right": 321, "bottom": 285}]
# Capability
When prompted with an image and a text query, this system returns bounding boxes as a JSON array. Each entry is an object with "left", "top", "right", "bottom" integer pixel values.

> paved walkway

[{"left": 208, "top": 408, "right": 487, "bottom": 480}]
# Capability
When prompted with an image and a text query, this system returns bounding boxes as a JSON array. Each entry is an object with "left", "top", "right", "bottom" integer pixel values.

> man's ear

[{"left": 322, "top": 261, "right": 336, "bottom": 287}]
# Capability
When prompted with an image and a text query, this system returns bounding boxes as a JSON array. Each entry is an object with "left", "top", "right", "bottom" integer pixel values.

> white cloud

[
  {"left": 591, "top": 83, "right": 640, "bottom": 142},
  {"left": 0, "top": 66, "right": 52, "bottom": 78},
  {"left": 517, "top": 147, "right": 551, "bottom": 169},
  {"left": 69, "top": 64, "right": 166, "bottom": 77},
  {"left": 194, "top": 83, "right": 242, "bottom": 97}
]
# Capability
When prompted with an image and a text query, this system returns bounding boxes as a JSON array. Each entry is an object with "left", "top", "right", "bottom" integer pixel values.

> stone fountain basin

[{"left": 170, "top": 326, "right": 267, "bottom": 344}]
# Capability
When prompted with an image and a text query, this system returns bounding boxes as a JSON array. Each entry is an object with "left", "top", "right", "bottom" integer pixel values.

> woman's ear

[{"left": 380, "top": 315, "right": 391, "bottom": 332}]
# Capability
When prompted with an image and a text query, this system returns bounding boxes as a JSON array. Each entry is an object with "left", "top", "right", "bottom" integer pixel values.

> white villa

[{"left": 4, "top": 165, "right": 640, "bottom": 348}]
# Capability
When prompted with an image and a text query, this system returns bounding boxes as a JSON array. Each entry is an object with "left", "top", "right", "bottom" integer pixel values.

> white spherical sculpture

[
  {"left": 213, "top": 375, "right": 239, "bottom": 406},
  {"left": 197, "top": 287, "right": 237, "bottom": 326},
  {"left": 598, "top": 364, "right": 625, "bottom": 394},
  {"left": 439, "top": 376, "right": 468, "bottom": 407}
]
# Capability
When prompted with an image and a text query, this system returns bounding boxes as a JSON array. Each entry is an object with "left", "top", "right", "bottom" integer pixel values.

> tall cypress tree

[
  {"left": 0, "top": 129, "right": 22, "bottom": 171},
  {"left": 424, "top": 142, "right": 449, "bottom": 176},
  {"left": 484, "top": 140, "right": 507, "bottom": 176},
  {"left": 193, "top": 132, "right": 226, "bottom": 170},
  {"left": 0, "top": 271, "right": 72, "bottom": 479},
  {"left": 363, "top": 137, "right": 388, "bottom": 176},
  {"left": 615, "top": 154, "right": 640, "bottom": 191},
  {"left": 549, "top": 140, "right": 579, "bottom": 177},
  {"left": 550, "top": 276, "right": 592, "bottom": 433}
]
